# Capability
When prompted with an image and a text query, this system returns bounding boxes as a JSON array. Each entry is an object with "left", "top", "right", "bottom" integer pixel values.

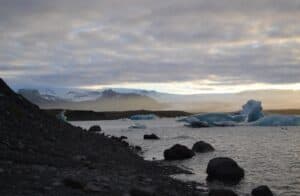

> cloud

[{"left": 0, "top": 0, "right": 300, "bottom": 93}]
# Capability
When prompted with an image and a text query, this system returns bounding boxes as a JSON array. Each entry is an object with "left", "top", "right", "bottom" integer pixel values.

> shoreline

[
  {"left": 0, "top": 78, "right": 204, "bottom": 196},
  {"left": 43, "top": 108, "right": 300, "bottom": 122},
  {"left": 44, "top": 109, "right": 192, "bottom": 121}
]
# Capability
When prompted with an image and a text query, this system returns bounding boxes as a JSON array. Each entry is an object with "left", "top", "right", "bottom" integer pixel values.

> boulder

[
  {"left": 144, "top": 134, "right": 160, "bottom": 140},
  {"left": 209, "top": 189, "right": 238, "bottom": 196},
  {"left": 120, "top": 136, "right": 128, "bottom": 140},
  {"left": 134, "top": 146, "right": 142, "bottom": 151},
  {"left": 63, "top": 177, "right": 85, "bottom": 189},
  {"left": 130, "top": 187, "right": 155, "bottom": 196},
  {"left": 88, "top": 125, "right": 101, "bottom": 132},
  {"left": 251, "top": 185, "right": 273, "bottom": 196},
  {"left": 164, "top": 144, "right": 195, "bottom": 160},
  {"left": 192, "top": 141, "right": 214, "bottom": 153},
  {"left": 206, "top": 157, "right": 244, "bottom": 184}
]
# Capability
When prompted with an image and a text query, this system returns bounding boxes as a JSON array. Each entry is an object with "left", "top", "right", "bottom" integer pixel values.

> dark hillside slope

[{"left": 0, "top": 78, "right": 203, "bottom": 196}]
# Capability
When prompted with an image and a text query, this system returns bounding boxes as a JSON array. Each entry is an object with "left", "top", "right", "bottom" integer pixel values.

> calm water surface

[{"left": 71, "top": 118, "right": 300, "bottom": 196}]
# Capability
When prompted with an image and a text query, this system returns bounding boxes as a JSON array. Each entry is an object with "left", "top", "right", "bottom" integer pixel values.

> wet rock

[
  {"left": 135, "top": 146, "right": 142, "bottom": 151},
  {"left": 120, "top": 136, "right": 128, "bottom": 140},
  {"left": 88, "top": 125, "right": 102, "bottom": 132},
  {"left": 63, "top": 177, "right": 86, "bottom": 189},
  {"left": 164, "top": 144, "right": 195, "bottom": 160},
  {"left": 192, "top": 141, "right": 214, "bottom": 153},
  {"left": 130, "top": 187, "right": 155, "bottom": 196},
  {"left": 209, "top": 189, "right": 238, "bottom": 196},
  {"left": 251, "top": 185, "right": 273, "bottom": 196},
  {"left": 144, "top": 134, "right": 160, "bottom": 140},
  {"left": 206, "top": 157, "right": 244, "bottom": 184},
  {"left": 121, "top": 140, "right": 129, "bottom": 147}
]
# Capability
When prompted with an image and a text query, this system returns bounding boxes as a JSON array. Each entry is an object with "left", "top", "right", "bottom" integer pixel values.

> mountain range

[{"left": 17, "top": 87, "right": 300, "bottom": 112}]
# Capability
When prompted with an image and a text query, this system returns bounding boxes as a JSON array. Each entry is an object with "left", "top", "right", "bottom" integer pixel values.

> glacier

[{"left": 182, "top": 100, "right": 300, "bottom": 127}]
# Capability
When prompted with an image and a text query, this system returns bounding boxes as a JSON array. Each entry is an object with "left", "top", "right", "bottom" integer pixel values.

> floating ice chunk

[
  {"left": 184, "top": 113, "right": 238, "bottom": 127},
  {"left": 130, "top": 114, "right": 158, "bottom": 120},
  {"left": 183, "top": 100, "right": 299, "bottom": 127},
  {"left": 129, "top": 123, "right": 147, "bottom": 129},
  {"left": 250, "top": 115, "right": 300, "bottom": 126},
  {"left": 241, "top": 100, "right": 264, "bottom": 122}
]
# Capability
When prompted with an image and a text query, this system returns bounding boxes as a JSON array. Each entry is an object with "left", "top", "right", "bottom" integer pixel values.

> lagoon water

[{"left": 71, "top": 118, "right": 300, "bottom": 196}]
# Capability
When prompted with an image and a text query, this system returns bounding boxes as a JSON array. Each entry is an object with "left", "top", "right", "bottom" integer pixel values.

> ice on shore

[
  {"left": 183, "top": 100, "right": 300, "bottom": 127},
  {"left": 130, "top": 114, "right": 158, "bottom": 120}
]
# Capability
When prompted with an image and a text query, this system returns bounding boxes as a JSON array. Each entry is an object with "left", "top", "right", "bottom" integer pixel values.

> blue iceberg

[
  {"left": 183, "top": 100, "right": 300, "bottom": 127},
  {"left": 251, "top": 115, "right": 300, "bottom": 126},
  {"left": 130, "top": 114, "right": 158, "bottom": 120}
]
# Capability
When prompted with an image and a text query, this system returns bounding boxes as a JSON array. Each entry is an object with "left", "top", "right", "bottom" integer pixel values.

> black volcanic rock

[
  {"left": 164, "top": 144, "right": 195, "bottom": 160},
  {"left": 251, "top": 185, "right": 273, "bottom": 196},
  {"left": 0, "top": 78, "right": 203, "bottom": 196},
  {"left": 207, "top": 157, "right": 244, "bottom": 184},
  {"left": 144, "top": 134, "right": 160, "bottom": 140},
  {"left": 88, "top": 125, "right": 102, "bottom": 132},
  {"left": 192, "top": 141, "right": 214, "bottom": 153},
  {"left": 208, "top": 189, "right": 238, "bottom": 196}
]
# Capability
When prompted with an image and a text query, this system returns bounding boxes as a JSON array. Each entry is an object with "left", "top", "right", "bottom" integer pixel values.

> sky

[{"left": 1, "top": 0, "right": 300, "bottom": 94}]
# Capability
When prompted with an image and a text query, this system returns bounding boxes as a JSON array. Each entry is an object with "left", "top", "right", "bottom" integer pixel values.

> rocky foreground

[{"left": 0, "top": 78, "right": 204, "bottom": 196}]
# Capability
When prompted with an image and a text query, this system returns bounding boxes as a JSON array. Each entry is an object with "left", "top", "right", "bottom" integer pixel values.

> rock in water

[
  {"left": 251, "top": 185, "right": 273, "bottom": 196},
  {"left": 144, "top": 134, "right": 160, "bottom": 140},
  {"left": 209, "top": 189, "right": 238, "bottom": 196},
  {"left": 88, "top": 125, "right": 102, "bottom": 132},
  {"left": 164, "top": 144, "right": 195, "bottom": 160},
  {"left": 192, "top": 141, "right": 214, "bottom": 153},
  {"left": 206, "top": 157, "right": 244, "bottom": 184}
]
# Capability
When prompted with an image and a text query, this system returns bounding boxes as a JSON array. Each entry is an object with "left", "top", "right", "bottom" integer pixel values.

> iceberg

[
  {"left": 130, "top": 114, "right": 158, "bottom": 120},
  {"left": 183, "top": 100, "right": 300, "bottom": 127},
  {"left": 129, "top": 123, "right": 147, "bottom": 129},
  {"left": 251, "top": 115, "right": 300, "bottom": 126}
]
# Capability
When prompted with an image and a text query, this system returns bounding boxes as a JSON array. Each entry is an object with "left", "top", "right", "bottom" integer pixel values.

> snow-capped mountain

[{"left": 17, "top": 88, "right": 167, "bottom": 111}]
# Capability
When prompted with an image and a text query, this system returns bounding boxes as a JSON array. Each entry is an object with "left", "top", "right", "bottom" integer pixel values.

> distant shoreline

[
  {"left": 44, "top": 109, "right": 192, "bottom": 121},
  {"left": 265, "top": 109, "right": 300, "bottom": 115},
  {"left": 43, "top": 108, "right": 300, "bottom": 121}
]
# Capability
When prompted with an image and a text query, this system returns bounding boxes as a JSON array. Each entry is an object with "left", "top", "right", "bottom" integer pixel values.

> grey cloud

[{"left": 0, "top": 0, "right": 300, "bottom": 90}]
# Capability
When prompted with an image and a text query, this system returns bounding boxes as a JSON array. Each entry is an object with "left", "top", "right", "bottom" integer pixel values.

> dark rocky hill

[{"left": 0, "top": 78, "right": 203, "bottom": 196}]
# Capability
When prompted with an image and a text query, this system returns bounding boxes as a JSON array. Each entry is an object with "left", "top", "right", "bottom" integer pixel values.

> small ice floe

[
  {"left": 129, "top": 123, "right": 147, "bottom": 129},
  {"left": 129, "top": 114, "right": 158, "bottom": 120},
  {"left": 182, "top": 100, "right": 300, "bottom": 127}
]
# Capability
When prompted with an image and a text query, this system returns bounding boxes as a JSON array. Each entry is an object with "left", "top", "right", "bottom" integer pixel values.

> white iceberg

[
  {"left": 129, "top": 123, "right": 147, "bottom": 129},
  {"left": 183, "top": 100, "right": 300, "bottom": 127}
]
